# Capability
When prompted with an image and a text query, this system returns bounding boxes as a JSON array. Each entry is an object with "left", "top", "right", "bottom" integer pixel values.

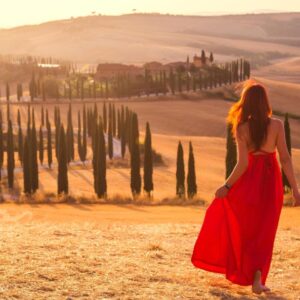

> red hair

[{"left": 227, "top": 80, "right": 272, "bottom": 151}]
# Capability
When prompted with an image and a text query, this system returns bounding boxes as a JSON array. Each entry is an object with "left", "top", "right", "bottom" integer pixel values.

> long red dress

[{"left": 191, "top": 149, "right": 284, "bottom": 286}]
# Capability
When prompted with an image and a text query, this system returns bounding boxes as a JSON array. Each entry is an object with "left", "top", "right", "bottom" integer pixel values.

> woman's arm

[
  {"left": 215, "top": 125, "right": 248, "bottom": 198},
  {"left": 276, "top": 119, "right": 300, "bottom": 206}
]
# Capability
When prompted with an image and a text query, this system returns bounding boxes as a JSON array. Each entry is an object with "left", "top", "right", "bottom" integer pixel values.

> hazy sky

[{"left": 0, "top": 0, "right": 299, "bottom": 28}]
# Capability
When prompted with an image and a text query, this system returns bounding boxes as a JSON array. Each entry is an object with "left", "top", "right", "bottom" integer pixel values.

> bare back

[{"left": 238, "top": 117, "right": 283, "bottom": 155}]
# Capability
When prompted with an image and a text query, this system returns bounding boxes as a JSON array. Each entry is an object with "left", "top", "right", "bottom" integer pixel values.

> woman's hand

[
  {"left": 292, "top": 189, "right": 300, "bottom": 207},
  {"left": 215, "top": 185, "right": 229, "bottom": 199}
]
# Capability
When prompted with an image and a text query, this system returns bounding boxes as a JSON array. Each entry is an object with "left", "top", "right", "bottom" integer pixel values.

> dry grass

[
  {"left": 0, "top": 214, "right": 299, "bottom": 299},
  {"left": 5, "top": 192, "right": 206, "bottom": 207}
]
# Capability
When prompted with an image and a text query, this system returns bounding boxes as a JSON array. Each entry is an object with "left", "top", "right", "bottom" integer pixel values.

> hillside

[{"left": 0, "top": 13, "right": 299, "bottom": 64}]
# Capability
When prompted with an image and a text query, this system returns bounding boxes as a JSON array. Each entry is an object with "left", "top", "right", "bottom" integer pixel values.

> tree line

[
  {"left": 0, "top": 102, "right": 157, "bottom": 199},
  {"left": 2, "top": 57, "right": 250, "bottom": 102}
]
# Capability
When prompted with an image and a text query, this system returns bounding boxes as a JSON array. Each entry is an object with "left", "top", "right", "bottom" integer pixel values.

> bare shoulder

[
  {"left": 236, "top": 122, "right": 248, "bottom": 139},
  {"left": 270, "top": 117, "right": 283, "bottom": 129}
]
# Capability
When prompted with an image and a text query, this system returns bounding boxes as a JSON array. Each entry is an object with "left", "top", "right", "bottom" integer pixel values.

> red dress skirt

[{"left": 191, "top": 150, "right": 284, "bottom": 286}]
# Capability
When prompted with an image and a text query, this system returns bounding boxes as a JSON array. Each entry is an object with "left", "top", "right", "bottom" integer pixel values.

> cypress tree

[
  {"left": 41, "top": 106, "right": 45, "bottom": 127},
  {"left": 46, "top": 111, "right": 52, "bottom": 168},
  {"left": 68, "top": 80, "right": 72, "bottom": 100},
  {"left": 37, "top": 78, "right": 41, "bottom": 96},
  {"left": 282, "top": 113, "right": 292, "bottom": 191},
  {"left": 80, "top": 77, "right": 84, "bottom": 100},
  {"left": 20, "top": 83, "right": 23, "bottom": 99},
  {"left": 103, "top": 102, "right": 107, "bottom": 132},
  {"left": 121, "top": 124, "right": 126, "bottom": 158},
  {"left": 39, "top": 125, "right": 44, "bottom": 165},
  {"left": 143, "top": 122, "right": 153, "bottom": 196},
  {"left": 127, "top": 109, "right": 133, "bottom": 154},
  {"left": 66, "top": 104, "right": 74, "bottom": 163},
  {"left": 87, "top": 108, "right": 92, "bottom": 138},
  {"left": 17, "top": 110, "right": 23, "bottom": 164},
  {"left": 23, "top": 136, "right": 31, "bottom": 194},
  {"left": 55, "top": 106, "right": 61, "bottom": 160},
  {"left": 7, "top": 120, "right": 15, "bottom": 189},
  {"left": 57, "top": 125, "right": 68, "bottom": 195},
  {"left": 76, "top": 79, "right": 80, "bottom": 98},
  {"left": 225, "top": 123, "right": 237, "bottom": 179},
  {"left": 176, "top": 141, "right": 185, "bottom": 198},
  {"left": 6, "top": 83, "right": 10, "bottom": 102},
  {"left": 27, "top": 104, "right": 31, "bottom": 127},
  {"left": 88, "top": 83, "right": 92, "bottom": 99},
  {"left": 82, "top": 105, "right": 87, "bottom": 161},
  {"left": 120, "top": 106, "right": 126, "bottom": 157},
  {"left": 93, "top": 121, "right": 107, "bottom": 198},
  {"left": 17, "top": 83, "right": 22, "bottom": 101},
  {"left": 17, "top": 109, "right": 21, "bottom": 127},
  {"left": 112, "top": 104, "right": 116, "bottom": 137},
  {"left": 209, "top": 52, "right": 214, "bottom": 63},
  {"left": 117, "top": 109, "right": 121, "bottom": 139},
  {"left": 130, "top": 113, "right": 141, "bottom": 196},
  {"left": 187, "top": 141, "right": 197, "bottom": 198},
  {"left": 92, "top": 120, "right": 99, "bottom": 193},
  {"left": 29, "top": 73, "right": 36, "bottom": 101},
  {"left": 78, "top": 111, "right": 83, "bottom": 162},
  {"left": 18, "top": 125, "right": 23, "bottom": 164},
  {"left": 26, "top": 119, "right": 32, "bottom": 190},
  {"left": 94, "top": 103, "right": 98, "bottom": 119},
  {"left": 96, "top": 120, "right": 107, "bottom": 198},
  {"left": 108, "top": 103, "right": 112, "bottom": 131},
  {"left": 7, "top": 102, "right": 10, "bottom": 122},
  {"left": 108, "top": 116, "right": 113, "bottom": 160},
  {"left": 201, "top": 50, "right": 206, "bottom": 65},
  {"left": 31, "top": 109, "right": 38, "bottom": 192}
]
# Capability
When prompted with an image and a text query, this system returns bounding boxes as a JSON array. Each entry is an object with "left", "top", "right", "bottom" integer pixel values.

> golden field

[{"left": 0, "top": 12, "right": 300, "bottom": 300}]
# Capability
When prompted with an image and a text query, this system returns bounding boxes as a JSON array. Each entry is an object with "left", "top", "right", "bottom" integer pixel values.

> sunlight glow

[{"left": 0, "top": 0, "right": 299, "bottom": 28}]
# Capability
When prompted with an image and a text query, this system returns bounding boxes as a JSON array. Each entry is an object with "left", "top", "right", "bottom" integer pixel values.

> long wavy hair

[{"left": 227, "top": 80, "right": 272, "bottom": 151}]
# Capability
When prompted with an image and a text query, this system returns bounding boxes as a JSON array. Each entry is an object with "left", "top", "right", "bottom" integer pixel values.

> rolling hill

[{"left": 0, "top": 13, "right": 299, "bottom": 64}]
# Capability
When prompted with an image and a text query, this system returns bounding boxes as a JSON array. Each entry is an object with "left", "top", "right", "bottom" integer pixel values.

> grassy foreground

[{"left": 0, "top": 204, "right": 299, "bottom": 299}]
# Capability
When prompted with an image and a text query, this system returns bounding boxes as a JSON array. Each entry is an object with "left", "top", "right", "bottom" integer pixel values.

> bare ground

[{"left": 0, "top": 204, "right": 299, "bottom": 300}]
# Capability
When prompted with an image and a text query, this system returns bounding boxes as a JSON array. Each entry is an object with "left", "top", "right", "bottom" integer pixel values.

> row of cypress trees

[
  {"left": 4, "top": 105, "right": 292, "bottom": 199},
  {"left": 2, "top": 58, "right": 250, "bottom": 102},
  {"left": 39, "top": 102, "right": 133, "bottom": 167},
  {"left": 174, "top": 112, "right": 293, "bottom": 201},
  {"left": 176, "top": 141, "right": 197, "bottom": 199},
  {"left": 0, "top": 102, "right": 155, "bottom": 198}
]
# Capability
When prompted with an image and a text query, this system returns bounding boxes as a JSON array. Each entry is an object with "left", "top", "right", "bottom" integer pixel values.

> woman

[{"left": 191, "top": 80, "right": 300, "bottom": 294}]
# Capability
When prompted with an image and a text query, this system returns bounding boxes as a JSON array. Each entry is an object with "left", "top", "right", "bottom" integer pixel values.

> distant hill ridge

[{"left": 0, "top": 13, "right": 299, "bottom": 63}]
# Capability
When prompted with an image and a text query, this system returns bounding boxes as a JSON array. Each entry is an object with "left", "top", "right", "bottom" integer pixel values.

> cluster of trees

[
  {"left": 0, "top": 102, "right": 293, "bottom": 201},
  {"left": 0, "top": 54, "right": 71, "bottom": 84},
  {"left": 2, "top": 57, "right": 250, "bottom": 102},
  {"left": 0, "top": 102, "right": 155, "bottom": 198},
  {"left": 167, "top": 58, "right": 250, "bottom": 96},
  {"left": 175, "top": 141, "right": 197, "bottom": 199},
  {"left": 225, "top": 113, "right": 292, "bottom": 192}
]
